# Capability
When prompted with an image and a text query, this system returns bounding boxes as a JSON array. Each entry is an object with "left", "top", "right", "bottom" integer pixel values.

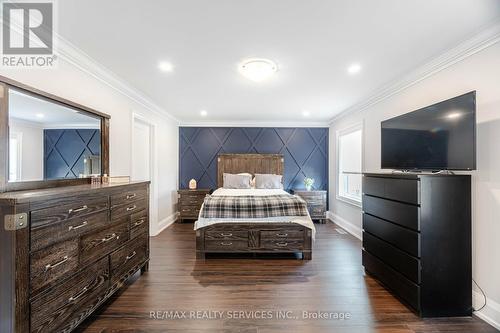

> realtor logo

[{"left": 1, "top": 1, "right": 56, "bottom": 67}]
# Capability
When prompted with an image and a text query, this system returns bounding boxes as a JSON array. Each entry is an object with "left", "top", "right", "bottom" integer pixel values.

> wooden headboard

[{"left": 217, "top": 154, "right": 284, "bottom": 188}]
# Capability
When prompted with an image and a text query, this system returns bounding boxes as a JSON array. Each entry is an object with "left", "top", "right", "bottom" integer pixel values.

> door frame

[{"left": 130, "top": 113, "right": 158, "bottom": 235}]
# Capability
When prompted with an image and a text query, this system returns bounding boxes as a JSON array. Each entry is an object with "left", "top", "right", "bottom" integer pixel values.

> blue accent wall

[
  {"left": 179, "top": 127, "right": 328, "bottom": 192},
  {"left": 44, "top": 129, "right": 101, "bottom": 179}
]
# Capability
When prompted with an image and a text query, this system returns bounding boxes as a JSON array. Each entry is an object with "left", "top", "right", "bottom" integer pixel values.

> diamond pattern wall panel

[
  {"left": 44, "top": 129, "right": 101, "bottom": 179},
  {"left": 179, "top": 127, "right": 329, "bottom": 193}
]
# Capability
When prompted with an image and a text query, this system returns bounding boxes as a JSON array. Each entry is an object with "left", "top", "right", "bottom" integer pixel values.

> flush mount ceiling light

[
  {"left": 239, "top": 58, "right": 278, "bottom": 82},
  {"left": 347, "top": 63, "right": 362, "bottom": 75},
  {"left": 302, "top": 110, "right": 311, "bottom": 117},
  {"left": 35, "top": 113, "right": 44, "bottom": 118},
  {"left": 200, "top": 110, "right": 208, "bottom": 117},
  {"left": 158, "top": 61, "right": 173, "bottom": 72}
]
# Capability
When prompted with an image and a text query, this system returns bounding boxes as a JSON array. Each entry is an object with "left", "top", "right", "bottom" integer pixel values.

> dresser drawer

[
  {"left": 363, "top": 213, "right": 420, "bottom": 257},
  {"left": 130, "top": 210, "right": 149, "bottom": 240},
  {"left": 110, "top": 198, "right": 148, "bottom": 221},
  {"left": 110, "top": 186, "right": 148, "bottom": 207},
  {"left": 30, "top": 257, "right": 109, "bottom": 333},
  {"left": 31, "top": 197, "right": 109, "bottom": 228},
  {"left": 180, "top": 196, "right": 205, "bottom": 206},
  {"left": 260, "top": 239, "right": 304, "bottom": 251},
  {"left": 363, "top": 176, "right": 420, "bottom": 205},
  {"left": 30, "top": 211, "right": 109, "bottom": 252},
  {"left": 363, "top": 250, "right": 420, "bottom": 311},
  {"left": 205, "top": 240, "right": 249, "bottom": 251},
  {"left": 179, "top": 205, "right": 200, "bottom": 217},
  {"left": 110, "top": 236, "right": 148, "bottom": 285},
  {"left": 363, "top": 194, "right": 419, "bottom": 231},
  {"left": 30, "top": 238, "right": 80, "bottom": 293},
  {"left": 205, "top": 230, "right": 248, "bottom": 240},
  {"left": 308, "top": 204, "right": 326, "bottom": 216},
  {"left": 363, "top": 231, "right": 420, "bottom": 283},
  {"left": 80, "top": 220, "right": 129, "bottom": 265},
  {"left": 260, "top": 229, "right": 304, "bottom": 240}
]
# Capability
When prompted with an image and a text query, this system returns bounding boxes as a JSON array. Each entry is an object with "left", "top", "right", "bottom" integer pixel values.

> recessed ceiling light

[
  {"left": 158, "top": 61, "right": 173, "bottom": 72},
  {"left": 36, "top": 113, "right": 44, "bottom": 118},
  {"left": 200, "top": 110, "right": 208, "bottom": 117},
  {"left": 347, "top": 63, "right": 362, "bottom": 75},
  {"left": 302, "top": 110, "right": 311, "bottom": 117},
  {"left": 239, "top": 58, "right": 278, "bottom": 82}
]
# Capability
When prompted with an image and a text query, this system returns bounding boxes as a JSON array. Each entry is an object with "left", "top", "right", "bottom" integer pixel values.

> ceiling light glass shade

[{"left": 239, "top": 58, "right": 278, "bottom": 82}]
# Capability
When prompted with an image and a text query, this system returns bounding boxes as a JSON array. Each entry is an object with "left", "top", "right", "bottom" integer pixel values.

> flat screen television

[{"left": 381, "top": 91, "right": 476, "bottom": 171}]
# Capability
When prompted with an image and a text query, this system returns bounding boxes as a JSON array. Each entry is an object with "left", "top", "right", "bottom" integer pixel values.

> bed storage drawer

[
  {"left": 205, "top": 230, "right": 248, "bottom": 240},
  {"left": 363, "top": 213, "right": 420, "bottom": 257},
  {"left": 260, "top": 239, "right": 304, "bottom": 251},
  {"left": 260, "top": 229, "right": 304, "bottom": 240},
  {"left": 363, "top": 250, "right": 420, "bottom": 311},
  {"left": 205, "top": 240, "right": 249, "bottom": 251},
  {"left": 30, "top": 257, "right": 109, "bottom": 333},
  {"left": 363, "top": 231, "right": 420, "bottom": 283},
  {"left": 363, "top": 194, "right": 419, "bottom": 231}
]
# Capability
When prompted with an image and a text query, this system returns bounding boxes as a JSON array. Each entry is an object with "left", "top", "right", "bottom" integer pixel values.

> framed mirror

[{"left": 0, "top": 76, "right": 110, "bottom": 192}]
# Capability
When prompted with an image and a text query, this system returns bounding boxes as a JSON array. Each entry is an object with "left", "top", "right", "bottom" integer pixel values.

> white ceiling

[{"left": 57, "top": 0, "right": 500, "bottom": 124}]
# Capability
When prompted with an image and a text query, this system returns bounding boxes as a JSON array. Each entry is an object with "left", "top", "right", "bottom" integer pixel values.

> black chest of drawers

[{"left": 362, "top": 173, "right": 471, "bottom": 317}]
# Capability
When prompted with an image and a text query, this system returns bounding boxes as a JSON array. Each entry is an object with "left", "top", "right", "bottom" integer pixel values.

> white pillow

[
  {"left": 223, "top": 173, "right": 252, "bottom": 189},
  {"left": 238, "top": 173, "right": 255, "bottom": 188},
  {"left": 254, "top": 174, "right": 283, "bottom": 189}
]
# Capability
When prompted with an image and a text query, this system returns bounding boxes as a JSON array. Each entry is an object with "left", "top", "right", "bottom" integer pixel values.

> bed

[{"left": 194, "top": 153, "right": 315, "bottom": 260}]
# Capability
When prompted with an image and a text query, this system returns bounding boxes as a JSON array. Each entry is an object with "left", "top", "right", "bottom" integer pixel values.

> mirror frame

[{"left": 0, "top": 75, "right": 110, "bottom": 192}]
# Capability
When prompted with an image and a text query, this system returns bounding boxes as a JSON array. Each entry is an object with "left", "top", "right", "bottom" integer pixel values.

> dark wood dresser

[
  {"left": 177, "top": 189, "right": 210, "bottom": 222},
  {"left": 0, "top": 181, "right": 150, "bottom": 333},
  {"left": 362, "top": 173, "right": 471, "bottom": 317},
  {"left": 292, "top": 190, "right": 327, "bottom": 223}
]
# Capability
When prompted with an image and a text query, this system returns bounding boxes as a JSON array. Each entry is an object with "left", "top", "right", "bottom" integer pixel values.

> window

[
  {"left": 9, "top": 131, "right": 22, "bottom": 181},
  {"left": 337, "top": 123, "right": 362, "bottom": 206}
]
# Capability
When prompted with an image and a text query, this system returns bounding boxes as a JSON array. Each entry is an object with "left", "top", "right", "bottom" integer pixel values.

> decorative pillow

[
  {"left": 223, "top": 173, "right": 252, "bottom": 189},
  {"left": 254, "top": 174, "right": 283, "bottom": 189}
]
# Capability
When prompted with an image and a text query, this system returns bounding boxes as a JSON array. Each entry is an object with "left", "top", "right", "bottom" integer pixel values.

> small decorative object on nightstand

[
  {"left": 177, "top": 189, "right": 211, "bottom": 222},
  {"left": 304, "top": 177, "right": 314, "bottom": 191},
  {"left": 189, "top": 178, "right": 197, "bottom": 189},
  {"left": 292, "top": 190, "right": 327, "bottom": 223}
]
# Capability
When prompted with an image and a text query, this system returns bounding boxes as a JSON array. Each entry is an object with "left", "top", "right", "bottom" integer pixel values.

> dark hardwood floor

[{"left": 75, "top": 222, "right": 498, "bottom": 333}]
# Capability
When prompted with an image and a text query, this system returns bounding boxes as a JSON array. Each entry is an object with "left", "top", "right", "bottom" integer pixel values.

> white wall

[
  {"left": 329, "top": 42, "right": 500, "bottom": 328},
  {"left": 1, "top": 56, "right": 179, "bottom": 236},
  {"left": 9, "top": 120, "right": 44, "bottom": 181}
]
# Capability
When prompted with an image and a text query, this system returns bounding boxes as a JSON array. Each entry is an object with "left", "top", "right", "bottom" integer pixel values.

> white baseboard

[
  {"left": 474, "top": 291, "right": 500, "bottom": 330},
  {"left": 326, "top": 211, "right": 362, "bottom": 240},
  {"left": 152, "top": 212, "right": 179, "bottom": 236}
]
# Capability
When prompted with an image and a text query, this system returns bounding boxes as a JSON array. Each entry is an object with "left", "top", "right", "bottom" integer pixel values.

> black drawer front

[
  {"left": 363, "top": 250, "right": 420, "bottom": 311},
  {"left": 363, "top": 195, "right": 419, "bottom": 231},
  {"left": 363, "top": 176, "right": 419, "bottom": 205},
  {"left": 363, "top": 213, "right": 420, "bottom": 257},
  {"left": 363, "top": 232, "right": 420, "bottom": 284}
]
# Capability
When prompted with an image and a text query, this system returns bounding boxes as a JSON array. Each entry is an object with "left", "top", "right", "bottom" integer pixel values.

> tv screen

[{"left": 381, "top": 91, "right": 476, "bottom": 171}]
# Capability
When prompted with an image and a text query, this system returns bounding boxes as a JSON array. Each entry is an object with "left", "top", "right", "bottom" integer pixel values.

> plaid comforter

[{"left": 200, "top": 194, "right": 309, "bottom": 219}]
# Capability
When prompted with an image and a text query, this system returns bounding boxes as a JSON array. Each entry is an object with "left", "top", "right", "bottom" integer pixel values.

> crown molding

[
  {"left": 329, "top": 20, "right": 500, "bottom": 125},
  {"left": 179, "top": 120, "right": 330, "bottom": 128},
  {"left": 55, "top": 38, "right": 180, "bottom": 125}
]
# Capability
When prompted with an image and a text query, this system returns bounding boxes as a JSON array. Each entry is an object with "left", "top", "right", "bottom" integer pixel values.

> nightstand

[
  {"left": 292, "top": 190, "right": 327, "bottom": 223},
  {"left": 177, "top": 189, "right": 211, "bottom": 222}
]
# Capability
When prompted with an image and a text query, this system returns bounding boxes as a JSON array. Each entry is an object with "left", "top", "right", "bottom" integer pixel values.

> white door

[{"left": 132, "top": 120, "right": 151, "bottom": 181}]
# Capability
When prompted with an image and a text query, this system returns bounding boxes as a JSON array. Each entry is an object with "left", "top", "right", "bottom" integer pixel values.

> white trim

[
  {"left": 473, "top": 291, "right": 500, "bottom": 330},
  {"left": 327, "top": 211, "right": 362, "bottom": 240},
  {"left": 152, "top": 212, "right": 179, "bottom": 237},
  {"left": 329, "top": 20, "right": 500, "bottom": 124},
  {"left": 336, "top": 121, "right": 364, "bottom": 207},
  {"left": 180, "top": 121, "right": 330, "bottom": 128}
]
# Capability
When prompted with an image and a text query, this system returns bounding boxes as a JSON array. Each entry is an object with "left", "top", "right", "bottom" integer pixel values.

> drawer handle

[
  {"left": 101, "top": 233, "right": 118, "bottom": 243},
  {"left": 126, "top": 193, "right": 137, "bottom": 199},
  {"left": 134, "top": 219, "right": 146, "bottom": 227},
  {"left": 69, "top": 205, "right": 88, "bottom": 214},
  {"left": 45, "top": 256, "right": 69, "bottom": 271},
  {"left": 276, "top": 233, "right": 288, "bottom": 237},
  {"left": 125, "top": 251, "right": 137, "bottom": 261},
  {"left": 275, "top": 242, "right": 288, "bottom": 247},
  {"left": 220, "top": 233, "right": 232, "bottom": 237},
  {"left": 68, "top": 286, "right": 89, "bottom": 303},
  {"left": 68, "top": 221, "right": 88, "bottom": 231},
  {"left": 126, "top": 205, "right": 137, "bottom": 212},
  {"left": 220, "top": 242, "right": 233, "bottom": 246}
]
